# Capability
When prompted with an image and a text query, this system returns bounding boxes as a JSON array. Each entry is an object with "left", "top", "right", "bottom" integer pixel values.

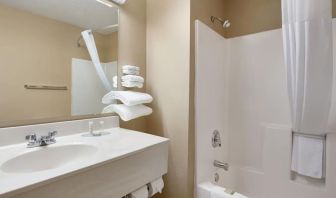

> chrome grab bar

[
  {"left": 214, "top": 160, "right": 229, "bottom": 171},
  {"left": 24, "top": 85, "right": 68, "bottom": 90}
]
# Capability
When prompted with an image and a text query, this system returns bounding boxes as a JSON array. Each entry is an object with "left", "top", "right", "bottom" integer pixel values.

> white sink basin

[
  {"left": 1, "top": 144, "right": 98, "bottom": 173},
  {"left": 0, "top": 127, "right": 169, "bottom": 198}
]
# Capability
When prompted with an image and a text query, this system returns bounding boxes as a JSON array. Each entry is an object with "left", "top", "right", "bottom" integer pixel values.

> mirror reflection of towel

[
  {"left": 102, "top": 104, "right": 152, "bottom": 121},
  {"left": 102, "top": 91, "right": 153, "bottom": 106}
]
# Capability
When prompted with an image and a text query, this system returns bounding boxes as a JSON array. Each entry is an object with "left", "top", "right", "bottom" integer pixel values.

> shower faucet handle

[{"left": 212, "top": 130, "right": 222, "bottom": 148}]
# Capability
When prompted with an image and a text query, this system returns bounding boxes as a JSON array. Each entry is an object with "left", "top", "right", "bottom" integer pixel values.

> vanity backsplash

[{"left": 0, "top": 116, "right": 119, "bottom": 147}]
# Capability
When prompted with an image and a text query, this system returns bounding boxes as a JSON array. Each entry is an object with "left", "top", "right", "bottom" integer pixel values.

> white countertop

[{"left": 0, "top": 127, "right": 169, "bottom": 197}]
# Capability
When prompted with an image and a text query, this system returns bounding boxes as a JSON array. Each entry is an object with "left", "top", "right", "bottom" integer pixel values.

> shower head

[
  {"left": 77, "top": 30, "right": 93, "bottom": 47},
  {"left": 210, "top": 16, "right": 231, "bottom": 29},
  {"left": 223, "top": 20, "right": 231, "bottom": 28},
  {"left": 77, "top": 25, "right": 118, "bottom": 47}
]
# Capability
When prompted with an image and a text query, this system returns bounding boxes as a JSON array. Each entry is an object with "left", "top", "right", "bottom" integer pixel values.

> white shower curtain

[
  {"left": 282, "top": 0, "right": 333, "bottom": 135},
  {"left": 81, "top": 30, "right": 112, "bottom": 92}
]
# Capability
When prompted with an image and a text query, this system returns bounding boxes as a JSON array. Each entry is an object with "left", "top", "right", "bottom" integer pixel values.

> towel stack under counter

[
  {"left": 122, "top": 65, "right": 144, "bottom": 88},
  {"left": 102, "top": 91, "right": 153, "bottom": 121},
  {"left": 124, "top": 177, "right": 164, "bottom": 198}
]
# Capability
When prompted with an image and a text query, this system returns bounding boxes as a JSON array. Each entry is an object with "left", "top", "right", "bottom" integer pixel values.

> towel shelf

[{"left": 24, "top": 85, "right": 68, "bottom": 91}]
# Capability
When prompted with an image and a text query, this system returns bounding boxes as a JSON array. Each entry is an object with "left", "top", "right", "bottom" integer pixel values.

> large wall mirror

[{"left": 0, "top": 0, "right": 119, "bottom": 126}]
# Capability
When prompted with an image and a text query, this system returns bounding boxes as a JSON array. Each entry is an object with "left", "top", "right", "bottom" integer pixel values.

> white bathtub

[{"left": 197, "top": 182, "right": 248, "bottom": 198}]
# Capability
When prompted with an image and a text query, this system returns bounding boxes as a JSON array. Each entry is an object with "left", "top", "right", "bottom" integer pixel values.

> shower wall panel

[{"left": 195, "top": 20, "right": 336, "bottom": 198}]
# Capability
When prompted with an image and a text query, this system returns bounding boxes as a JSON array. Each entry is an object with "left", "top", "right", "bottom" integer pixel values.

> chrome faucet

[
  {"left": 214, "top": 160, "right": 229, "bottom": 171},
  {"left": 25, "top": 131, "right": 58, "bottom": 148}
]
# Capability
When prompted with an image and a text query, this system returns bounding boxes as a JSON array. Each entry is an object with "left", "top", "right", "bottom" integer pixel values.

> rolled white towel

[
  {"left": 123, "top": 69, "right": 140, "bottom": 75},
  {"left": 102, "top": 104, "right": 152, "bottom": 121},
  {"left": 122, "top": 81, "right": 143, "bottom": 88},
  {"left": 130, "top": 186, "right": 148, "bottom": 198},
  {"left": 122, "top": 75, "right": 144, "bottom": 83},
  {"left": 148, "top": 177, "right": 164, "bottom": 197},
  {"left": 122, "top": 65, "right": 140, "bottom": 71},
  {"left": 102, "top": 91, "right": 153, "bottom": 106}
]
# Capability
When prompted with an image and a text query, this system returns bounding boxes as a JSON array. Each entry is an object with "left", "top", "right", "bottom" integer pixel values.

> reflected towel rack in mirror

[{"left": 24, "top": 85, "right": 68, "bottom": 91}]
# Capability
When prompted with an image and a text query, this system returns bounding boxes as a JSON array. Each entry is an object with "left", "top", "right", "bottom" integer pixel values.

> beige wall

[
  {"left": 99, "top": 32, "right": 119, "bottom": 63},
  {"left": 223, "top": 0, "right": 282, "bottom": 38},
  {"left": 0, "top": 4, "right": 84, "bottom": 123},
  {"left": 224, "top": 0, "right": 336, "bottom": 38},
  {"left": 0, "top": 3, "right": 117, "bottom": 126},
  {"left": 191, "top": 0, "right": 227, "bottom": 37},
  {"left": 146, "top": 0, "right": 193, "bottom": 198},
  {"left": 118, "top": 0, "right": 148, "bottom": 132}
]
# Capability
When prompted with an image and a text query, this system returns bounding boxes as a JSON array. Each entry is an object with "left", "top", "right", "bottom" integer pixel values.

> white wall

[
  {"left": 71, "top": 58, "right": 117, "bottom": 116},
  {"left": 195, "top": 20, "right": 229, "bottom": 185},
  {"left": 227, "top": 28, "right": 290, "bottom": 170},
  {"left": 195, "top": 20, "right": 336, "bottom": 198}
]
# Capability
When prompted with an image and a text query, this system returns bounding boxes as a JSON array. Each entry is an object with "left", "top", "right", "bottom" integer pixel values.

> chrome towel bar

[{"left": 24, "top": 85, "right": 68, "bottom": 90}]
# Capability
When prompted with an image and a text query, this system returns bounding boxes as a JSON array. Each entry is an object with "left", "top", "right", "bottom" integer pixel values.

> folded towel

[
  {"left": 123, "top": 69, "right": 140, "bottom": 75},
  {"left": 122, "top": 75, "right": 144, "bottom": 83},
  {"left": 102, "top": 91, "right": 153, "bottom": 106},
  {"left": 122, "top": 65, "right": 140, "bottom": 71},
  {"left": 102, "top": 104, "right": 152, "bottom": 121},
  {"left": 130, "top": 186, "right": 148, "bottom": 198},
  {"left": 122, "top": 81, "right": 143, "bottom": 88},
  {"left": 291, "top": 133, "right": 326, "bottom": 179}
]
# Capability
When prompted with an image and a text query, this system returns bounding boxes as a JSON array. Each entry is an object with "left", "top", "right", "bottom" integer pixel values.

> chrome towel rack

[{"left": 24, "top": 85, "right": 68, "bottom": 91}]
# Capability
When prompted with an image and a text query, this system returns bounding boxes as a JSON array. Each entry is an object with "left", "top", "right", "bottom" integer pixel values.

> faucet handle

[
  {"left": 212, "top": 130, "right": 221, "bottom": 148},
  {"left": 25, "top": 134, "right": 37, "bottom": 142},
  {"left": 48, "top": 131, "right": 58, "bottom": 138}
]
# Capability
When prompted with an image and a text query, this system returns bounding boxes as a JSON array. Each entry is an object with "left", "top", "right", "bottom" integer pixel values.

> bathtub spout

[
  {"left": 214, "top": 160, "right": 229, "bottom": 171},
  {"left": 224, "top": 188, "right": 235, "bottom": 195}
]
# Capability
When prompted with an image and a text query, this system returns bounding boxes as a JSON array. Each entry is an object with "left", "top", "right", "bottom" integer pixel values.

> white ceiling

[{"left": 0, "top": 0, "right": 119, "bottom": 34}]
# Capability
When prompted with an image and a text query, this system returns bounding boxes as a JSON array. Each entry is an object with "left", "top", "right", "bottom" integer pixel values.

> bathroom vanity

[
  {"left": 0, "top": 116, "right": 169, "bottom": 198},
  {"left": 0, "top": 1, "right": 168, "bottom": 197}
]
